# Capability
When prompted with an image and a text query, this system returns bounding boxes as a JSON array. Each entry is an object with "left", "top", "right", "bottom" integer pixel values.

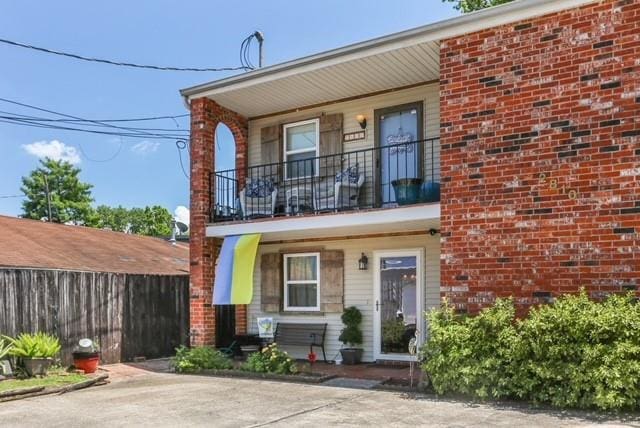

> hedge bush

[
  {"left": 420, "top": 292, "right": 640, "bottom": 410},
  {"left": 173, "top": 346, "right": 233, "bottom": 373}
]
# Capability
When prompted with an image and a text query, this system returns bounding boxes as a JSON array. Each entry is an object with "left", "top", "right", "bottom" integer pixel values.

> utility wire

[
  {"left": 0, "top": 194, "right": 25, "bottom": 199},
  {"left": 0, "top": 117, "right": 186, "bottom": 140},
  {"left": 0, "top": 109, "right": 188, "bottom": 123},
  {"left": 0, "top": 114, "right": 189, "bottom": 133},
  {"left": 0, "top": 37, "right": 252, "bottom": 72},
  {"left": 0, "top": 97, "right": 187, "bottom": 140}
]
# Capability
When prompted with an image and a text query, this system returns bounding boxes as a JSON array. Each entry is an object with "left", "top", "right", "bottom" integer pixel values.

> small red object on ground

[
  {"left": 308, "top": 351, "right": 317, "bottom": 364},
  {"left": 73, "top": 355, "right": 100, "bottom": 374}
]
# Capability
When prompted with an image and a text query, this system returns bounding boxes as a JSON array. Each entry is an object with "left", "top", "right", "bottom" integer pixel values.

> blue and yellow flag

[{"left": 213, "top": 234, "right": 261, "bottom": 305}]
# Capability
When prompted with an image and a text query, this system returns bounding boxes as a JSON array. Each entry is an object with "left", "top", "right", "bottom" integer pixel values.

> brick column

[
  {"left": 190, "top": 97, "right": 218, "bottom": 346},
  {"left": 190, "top": 97, "right": 249, "bottom": 346}
]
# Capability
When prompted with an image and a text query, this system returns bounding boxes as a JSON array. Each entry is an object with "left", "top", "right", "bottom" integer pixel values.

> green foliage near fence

[
  {"left": 421, "top": 292, "right": 640, "bottom": 410},
  {"left": 173, "top": 346, "right": 233, "bottom": 373}
]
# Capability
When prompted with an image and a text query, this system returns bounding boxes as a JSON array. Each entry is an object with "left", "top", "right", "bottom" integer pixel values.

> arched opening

[
  {"left": 213, "top": 122, "right": 237, "bottom": 348},
  {"left": 213, "top": 123, "right": 238, "bottom": 220}
]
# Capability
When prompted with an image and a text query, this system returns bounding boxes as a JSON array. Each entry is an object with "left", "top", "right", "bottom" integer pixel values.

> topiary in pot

[{"left": 338, "top": 306, "right": 363, "bottom": 365}]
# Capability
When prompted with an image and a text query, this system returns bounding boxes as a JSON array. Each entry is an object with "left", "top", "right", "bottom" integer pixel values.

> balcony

[{"left": 211, "top": 137, "right": 440, "bottom": 225}]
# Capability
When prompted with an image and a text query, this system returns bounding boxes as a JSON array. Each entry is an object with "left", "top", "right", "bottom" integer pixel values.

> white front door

[{"left": 373, "top": 249, "right": 424, "bottom": 361}]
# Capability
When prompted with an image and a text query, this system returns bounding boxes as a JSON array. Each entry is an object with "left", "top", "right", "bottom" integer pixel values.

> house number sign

[
  {"left": 343, "top": 130, "right": 366, "bottom": 142},
  {"left": 539, "top": 173, "right": 578, "bottom": 200}
]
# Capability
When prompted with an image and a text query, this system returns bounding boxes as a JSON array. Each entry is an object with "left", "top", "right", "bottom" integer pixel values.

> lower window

[{"left": 283, "top": 253, "right": 320, "bottom": 311}]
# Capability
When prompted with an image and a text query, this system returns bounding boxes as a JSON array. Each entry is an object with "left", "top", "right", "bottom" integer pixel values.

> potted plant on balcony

[
  {"left": 392, "top": 178, "right": 424, "bottom": 205},
  {"left": 72, "top": 338, "right": 101, "bottom": 374},
  {"left": 339, "top": 306, "right": 363, "bottom": 365},
  {"left": 7, "top": 332, "right": 61, "bottom": 377}
]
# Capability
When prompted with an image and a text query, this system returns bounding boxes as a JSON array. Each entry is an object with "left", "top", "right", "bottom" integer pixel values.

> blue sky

[{"left": 0, "top": 0, "right": 459, "bottom": 218}]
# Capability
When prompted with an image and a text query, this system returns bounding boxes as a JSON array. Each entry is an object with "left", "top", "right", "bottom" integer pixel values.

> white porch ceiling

[
  {"left": 206, "top": 204, "right": 440, "bottom": 242},
  {"left": 206, "top": 42, "right": 440, "bottom": 118},
  {"left": 181, "top": 0, "right": 597, "bottom": 119}
]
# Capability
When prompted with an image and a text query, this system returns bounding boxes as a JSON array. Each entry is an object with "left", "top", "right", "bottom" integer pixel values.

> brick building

[{"left": 181, "top": 0, "right": 639, "bottom": 362}]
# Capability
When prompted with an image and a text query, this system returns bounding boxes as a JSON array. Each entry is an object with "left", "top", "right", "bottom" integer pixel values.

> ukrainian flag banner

[{"left": 212, "top": 234, "right": 261, "bottom": 305}]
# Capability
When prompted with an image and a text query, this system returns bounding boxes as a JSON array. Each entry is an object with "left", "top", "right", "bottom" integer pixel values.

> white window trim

[
  {"left": 283, "top": 252, "right": 321, "bottom": 312},
  {"left": 283, "top": 118, "right": 320, "bottom": 180}
]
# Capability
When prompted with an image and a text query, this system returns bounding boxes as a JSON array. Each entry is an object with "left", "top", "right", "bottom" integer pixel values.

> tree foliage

[
  {"left": 93, "top": 205, "right": 173, "bottom": 237},
  {"left": 443, "top": 0, "right": 514, "bottom": 13},
  {"left": 21, "top": 158, "right": 94, "bottom": 224}
]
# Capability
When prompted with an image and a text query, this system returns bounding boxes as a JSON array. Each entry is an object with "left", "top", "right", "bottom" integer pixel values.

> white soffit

[
  {"left": 180, "top": 0, "right": 597, "bottom": 118},
  {"left": 206, "top": 204, "right": 441, "bottom": 242}
]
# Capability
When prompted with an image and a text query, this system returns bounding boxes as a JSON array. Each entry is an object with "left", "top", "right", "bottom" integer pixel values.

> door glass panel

[
  {"left": 379, "top": 108, "right": 420, "bottom": 205},
  {"left": 380, "top": 256, "right": 417, "bottom": 355}
]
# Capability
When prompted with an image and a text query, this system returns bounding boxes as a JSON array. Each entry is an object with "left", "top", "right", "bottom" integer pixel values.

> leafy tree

[
  {"left": 443, "top": 0, "right": 514, "bottom": 13},
  {"left": 21, "top": 158, "right": 94, "bottom": 224},
  {"left": 93, "top": 205, "right": 131, "bottom": 232},
  {"left": 93, "top": 205, "right": 172, "bottom": 237}
]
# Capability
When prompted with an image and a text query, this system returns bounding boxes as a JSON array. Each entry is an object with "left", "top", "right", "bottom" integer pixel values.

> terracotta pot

[{"left": 72, "top": 351, "right": 100, "bottom": 374}]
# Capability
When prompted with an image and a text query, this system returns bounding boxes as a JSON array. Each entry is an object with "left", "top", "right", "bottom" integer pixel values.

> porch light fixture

[
  {"left": 356, "top": 114, "right": 367, "bottom": 130},
  {"left": 358, "top": 253, "right": 368, "bottom": 270}
]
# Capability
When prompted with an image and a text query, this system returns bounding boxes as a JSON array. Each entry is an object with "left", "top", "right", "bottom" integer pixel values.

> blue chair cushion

[
  {"left": 245, "top": 178, "right": 275, "bottom": 198},
  {"left": 335, "top": 164, "right": 359, "bottom": 184}
]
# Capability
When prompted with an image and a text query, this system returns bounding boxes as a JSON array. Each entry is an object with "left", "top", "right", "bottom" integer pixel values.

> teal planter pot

[
  {"left": 392, "top": 178, "right": 424, "bottom": 205},
  {"left": 420, "top": 181, "right": 441, "bottom": 203}
]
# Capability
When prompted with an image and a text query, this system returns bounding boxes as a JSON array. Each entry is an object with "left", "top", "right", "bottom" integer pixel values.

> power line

[
  {"left": 0, "top": 109, "right": 188, "bottom": 123},
  {"left": 0, "top": 37, "right": 252, "bottom": 72},
  {"left": 0, "top": 194, "right": 25, "bottom": 199},
  {"left": 0, "top": 97, "right": 188, "bottom": 140},
  {"left": 0, "top": 114, "right": 189, "bottom": 133}
]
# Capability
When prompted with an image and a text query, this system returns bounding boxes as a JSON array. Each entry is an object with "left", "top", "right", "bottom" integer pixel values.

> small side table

[{"left": 286, "top": 187, "right": 312, "bottom": 215}]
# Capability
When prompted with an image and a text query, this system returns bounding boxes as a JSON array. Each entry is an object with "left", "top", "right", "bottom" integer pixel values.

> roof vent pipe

[{"left": 254, "top": 31, "right": 264, "bottom": 68}]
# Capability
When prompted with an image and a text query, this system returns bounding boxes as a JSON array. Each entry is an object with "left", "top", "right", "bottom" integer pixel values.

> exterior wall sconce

[
  {"left": 358, "top": 253, "right": 368, "bottom": 270},
  {"left": 356, "top": 114, "right": 367, "bottom": 130},
  {"left": 429, "top": 228, "right": 440, "bottom": 236}
]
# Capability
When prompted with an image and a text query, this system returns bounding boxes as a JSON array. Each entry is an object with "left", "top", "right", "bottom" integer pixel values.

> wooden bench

[{"left": 274, "top": 322, "right": 328, "bottom": 363}]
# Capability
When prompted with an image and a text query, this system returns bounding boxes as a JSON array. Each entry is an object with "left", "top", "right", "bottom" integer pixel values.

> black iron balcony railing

[{"left": 211, "top": 137, "right": 440, "bottom": 223}]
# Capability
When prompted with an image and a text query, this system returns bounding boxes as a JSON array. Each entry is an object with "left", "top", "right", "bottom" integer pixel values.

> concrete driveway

[{"left": 1, "top": 369, "right": 637, "bottom": 427}]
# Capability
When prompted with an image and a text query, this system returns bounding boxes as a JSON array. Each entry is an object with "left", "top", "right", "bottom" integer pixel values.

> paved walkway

[{"left": 1, "top": 368, "right": 638, "bottom": 427}]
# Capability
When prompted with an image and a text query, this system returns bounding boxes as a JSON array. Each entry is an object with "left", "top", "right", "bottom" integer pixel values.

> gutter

[{"left": 179, "top": 0, "right": 597, "bottom": 99}]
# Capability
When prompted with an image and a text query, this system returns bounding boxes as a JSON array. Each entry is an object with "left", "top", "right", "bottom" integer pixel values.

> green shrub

[
  {"left": 338, "top": 306, "right": 363, "bottom": 347},
  {"left": 6, "top": 333, "right": 61, "bottom": 359},
  {"left": 173, "top": 346, "right": 232, "bottom": 373},
  {"left": 420, "top": 292, "right": 640, "bottom": 410},
  {"left": 242, "top": 343, "right": 297, "bottom": 375},
  {"left": 0, "top": 336, "right": 13, "bottom": 360}
]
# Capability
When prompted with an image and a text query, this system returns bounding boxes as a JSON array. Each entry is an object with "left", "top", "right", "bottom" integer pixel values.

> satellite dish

[{"left": 176, "top": 221, "right": 189, "bottom": 234}]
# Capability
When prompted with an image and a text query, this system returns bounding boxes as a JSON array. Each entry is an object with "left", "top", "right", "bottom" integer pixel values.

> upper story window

[
  {"left": 283, "top": 252, "right": 320, "bottom": 311},
  {"left": 283, "top": 119, "right": 319, "bottom": 179}
]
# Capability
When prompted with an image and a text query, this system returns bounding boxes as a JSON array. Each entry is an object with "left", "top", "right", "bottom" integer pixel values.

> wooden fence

[{"left": 0, "top": 269, "right": 189, "bottom": 365}]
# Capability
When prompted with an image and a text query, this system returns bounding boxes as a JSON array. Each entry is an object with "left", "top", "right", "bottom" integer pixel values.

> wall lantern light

[
  {"left": 356, "top": 114, "right": 367, "bottom": 130},
  {"left": 358, "top": 253, "right": 368, "bottom": 270}
]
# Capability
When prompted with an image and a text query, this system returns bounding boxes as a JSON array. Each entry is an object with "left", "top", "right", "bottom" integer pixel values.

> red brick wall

[
  {"left": 189, "top": 98, "right": 248, "bottom": 345},
  {"left": 439, "top": 0, "right": 640, "bottom": 314}
]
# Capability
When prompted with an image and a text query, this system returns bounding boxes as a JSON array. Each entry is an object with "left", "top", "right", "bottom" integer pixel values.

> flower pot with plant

[
  {"left": 6, "top": 332, "right": 61, "bottom": 377},
  {"left": 338, "top": 306, "right": 364, "bottom": 365},
  {"left": 72, "top": 338, "right": 101, "bottom": 374}
]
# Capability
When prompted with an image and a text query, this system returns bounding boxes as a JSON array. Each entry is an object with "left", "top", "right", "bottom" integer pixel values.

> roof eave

[{"left": 179, "top": 0, "right": 597, "bottom": 101}]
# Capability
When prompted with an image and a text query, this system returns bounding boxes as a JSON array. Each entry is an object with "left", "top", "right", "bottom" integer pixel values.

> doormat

[{"left": 322, "top": 377, "right": 384, "bottom": 389}]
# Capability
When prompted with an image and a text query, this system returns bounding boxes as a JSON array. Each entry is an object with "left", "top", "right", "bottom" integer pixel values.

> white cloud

[
  {"left": 22, "top": 140, "right": 81, "bottom": 164},
  {"left": 130, "top": 141, "right": 160, "bottom": 155},
  {"left": 174, "top": 205, "right": 189, "bottom": 227}
]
